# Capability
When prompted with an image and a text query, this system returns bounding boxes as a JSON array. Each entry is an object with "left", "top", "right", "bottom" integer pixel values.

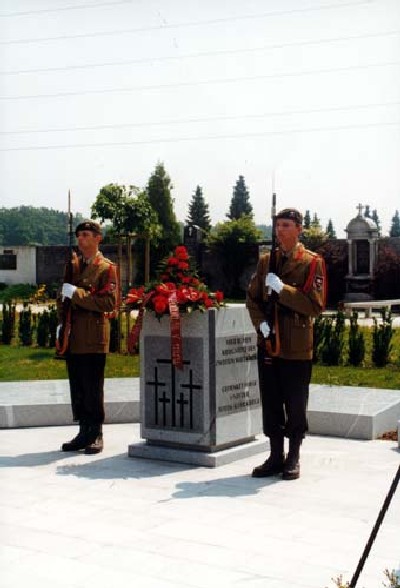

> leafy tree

[
  {"left": 303, "top": 210, "right": 311, "bottom": 230},
  {"left": 209, "top": 216, "right": 261, "bottom": 297},
  {"left": 0, "top": 206, "right": 85, "bottom": 245},
  {"left": 91, "top": 183, "right": 161, "bottom": 286},
  {"left": 146, "top": 163, "right": 181, "bottom": 276},
  {"left": 326, "top": 219, "right": 336, "bottom": 238},
  {"left": 227, "top": 175, "right": 253, "bottom": 219},
  {"left": 301, "top": 225, "right": 328, "bottom": 252},
  {"left": 390, "top": 210, "right": 400, "bottom": 237},
  {"left": 186, "top": 186, "right": 211, "bottom": 232}
]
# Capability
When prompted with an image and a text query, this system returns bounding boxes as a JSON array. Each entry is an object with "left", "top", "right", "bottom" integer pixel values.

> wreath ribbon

[
  {"left": 168, "top": 291, "right": 183, "bottom": 370},
  {"left": 128, "top": 291, "right": 184, "bottom": 370}
]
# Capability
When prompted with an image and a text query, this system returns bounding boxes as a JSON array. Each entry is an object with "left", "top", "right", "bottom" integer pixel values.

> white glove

[
  {"left": 265, "top": 272, "right": 283, "bottom": 294},
  {"left": 259, "top": 321, "right": 270, "bottom": 338},
  {"left": 56, "top": 324, "right": 62, "bottom": 340},
  {"left": 62, "top": 283, "right": 77, "bottom": 300}
]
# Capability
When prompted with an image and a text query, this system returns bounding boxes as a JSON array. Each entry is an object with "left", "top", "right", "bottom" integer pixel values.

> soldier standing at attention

[
  {"left": 246, "top": 208, "right": 326, "bottom": 480},
  {"left": 58, "top": 220, "right": 118, "bottom": 454}
]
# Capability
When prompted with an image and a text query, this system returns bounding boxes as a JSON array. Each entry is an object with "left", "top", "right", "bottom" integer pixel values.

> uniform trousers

[
  {"left": 257, "top": 346, "right": 312, "bottom": 439},
  {"left": 66, "top": 353, "right": 106, "bottom": 425}
]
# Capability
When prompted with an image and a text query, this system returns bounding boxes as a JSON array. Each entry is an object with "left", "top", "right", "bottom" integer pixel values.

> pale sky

[{"left": 1, "top": 0, "right": 399, "bottom": 238}]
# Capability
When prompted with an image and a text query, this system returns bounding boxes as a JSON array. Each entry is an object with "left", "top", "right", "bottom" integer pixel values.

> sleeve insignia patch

[{"left": 313, "top": 276, "right": 324, "bottom": 292}]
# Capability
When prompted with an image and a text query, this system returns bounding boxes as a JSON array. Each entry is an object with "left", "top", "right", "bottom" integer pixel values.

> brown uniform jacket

[
  {"left": 58, "top": 251, "right": 118, "bottom": 354},
  {"left": 246, "top": 242, "right": 326, "bottom": 360}
]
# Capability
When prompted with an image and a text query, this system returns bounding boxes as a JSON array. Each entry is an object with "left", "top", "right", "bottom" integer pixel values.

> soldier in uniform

[
  {"left": 57, "top": 220, "right": 118, "bottom": 454},
  {"left": 246, "top": 208, "right": 326, "bottom": 480}
]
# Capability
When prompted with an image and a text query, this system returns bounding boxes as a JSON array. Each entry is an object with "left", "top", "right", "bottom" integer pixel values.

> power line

[
  {"left": 2, "top": 61, "right": 399, "bottom": 101},
  {"left": 0, "top": 1, "right": 375, "bottom": 45},
  {"left": 2, "top": 101, "right": 399, "bottom": 135},
  {"left": 0, "top": 1, "right": 132, "bottom": 18},
  {"left": 1, "top": 121, "right": 398, "bottom": 152},
  {"left": 2, "top": 29, "right": 398, "bottom": 76}
]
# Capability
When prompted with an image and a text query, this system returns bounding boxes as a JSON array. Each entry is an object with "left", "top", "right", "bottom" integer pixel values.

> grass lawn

[
  {"left": 0, "top": 330, "right": 399, "bottom": 388},
  {"left": 0, "top": 345, "right": 140, "bottom": 381}
]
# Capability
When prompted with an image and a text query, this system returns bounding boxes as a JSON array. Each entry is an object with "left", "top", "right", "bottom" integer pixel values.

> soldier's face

[
  {"left": 76, "top": 230, "right": 101, "bottom": 256},
  {"left": 275, "top": 219, "right": 302, "bottom": 250}
]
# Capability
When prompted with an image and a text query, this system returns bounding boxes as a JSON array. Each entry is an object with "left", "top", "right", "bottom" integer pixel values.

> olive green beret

[
  {"left": 276, "top": 208, "right": 303, "bottom": 225},
  {"left": 75, "top": 220, "right": 102, "bottom": 236}
]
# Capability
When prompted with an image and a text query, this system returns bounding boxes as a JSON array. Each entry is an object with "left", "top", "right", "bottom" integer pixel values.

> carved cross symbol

[{"left": 357, "top": 203, "right": 364, "bottom": 217}]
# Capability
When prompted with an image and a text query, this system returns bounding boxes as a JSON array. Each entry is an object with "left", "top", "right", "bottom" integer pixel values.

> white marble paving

[{"left": 0, "top": 423, "right": 399, "bottom": 588}]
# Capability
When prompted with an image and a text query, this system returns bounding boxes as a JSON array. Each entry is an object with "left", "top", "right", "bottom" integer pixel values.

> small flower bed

[{"left": 125, "top": 245, "right": 224, "bottom": 319}]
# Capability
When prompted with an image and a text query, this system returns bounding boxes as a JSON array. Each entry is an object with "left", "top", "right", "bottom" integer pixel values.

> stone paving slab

[
  {"left": 0, "top": 424, "right": 399, "bottom": 588},
  {"left": 0, "top": 378, "right": 139, "bottom": 428}
]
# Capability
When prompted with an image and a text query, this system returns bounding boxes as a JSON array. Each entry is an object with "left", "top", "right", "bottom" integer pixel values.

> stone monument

[
  {"left": 344, "top": 204, "right": 379, "bottom": 301},
  {"left": 128, "top": 304, "right": 265, "bottom": 466}
]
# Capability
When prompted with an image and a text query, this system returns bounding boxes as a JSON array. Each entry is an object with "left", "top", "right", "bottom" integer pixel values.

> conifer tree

[
  {"left": 326, "top": 219, "right": 336, "bottom": 238},
  {"left": 389, "top": 210, "right": 400, "bottom": 237},
  {"left": 303, "top": 210, "right": 311, "bottom": 230},
  {"left": 146, "top": 162, "right": 181, "bottom": 274},
  {"left": 186, "top": 186, "right": 211, "bottom": 232},
  {"left": 227, "top": 175, "right": 253, "bottom": 219}
]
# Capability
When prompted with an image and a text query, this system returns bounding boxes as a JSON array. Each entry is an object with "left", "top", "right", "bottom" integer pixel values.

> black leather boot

[
  {"left": 84, "top": 424, "right": 103, "bottom": 454},
  {"left": 252, "top": 434, "right": 285, "bottom": 478},
  {"left": 61, "top": 422, "right": 89, "bottom": 452},
  {"left": 282, "top": 437, "right": 302, "bottom": 480}
]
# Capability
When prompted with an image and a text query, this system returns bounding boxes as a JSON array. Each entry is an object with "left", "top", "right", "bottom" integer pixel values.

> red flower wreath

[
  {"left": 124, "top": 245, "right": 224, "bottom": 367},
  {"left": 124, "top": 245, "right": 224, "bottom": 320}
]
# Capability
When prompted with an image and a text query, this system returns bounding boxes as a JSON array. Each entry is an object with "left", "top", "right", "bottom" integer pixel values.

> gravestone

[{"left": 128, "top": 305, "right": 265, "bottom": 466}]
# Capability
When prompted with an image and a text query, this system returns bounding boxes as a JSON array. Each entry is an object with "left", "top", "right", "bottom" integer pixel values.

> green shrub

[
  {"left": 372, "top": 310, "right": 393, "bottom": 367},
  {"left": 348, "top": 311, "right": 365, "bottom": 366},
  {"left": 1, "top": 302, "right": 15, "bottom": 344},
  {"left": 321, "top": 310, "right": 345, "bottom": 366},
  {"left": 18, "top": 303, "right": 33, "bottom": 346}
]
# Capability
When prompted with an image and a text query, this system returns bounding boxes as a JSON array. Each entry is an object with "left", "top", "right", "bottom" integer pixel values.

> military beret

[
  {"left": 75, "top": 220, "right": 102, "bottom": 236},
  {"left": 276, "top": 208, "right": 303, "bottom": 225}
]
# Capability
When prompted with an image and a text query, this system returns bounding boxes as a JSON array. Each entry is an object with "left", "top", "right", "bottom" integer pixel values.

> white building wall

[{"left": 0, "top": 246, "right": 37, "bottom": 285}]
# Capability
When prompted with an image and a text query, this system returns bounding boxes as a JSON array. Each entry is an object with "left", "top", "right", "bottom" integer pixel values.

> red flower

[
  {"left": 167, "top": 257, "right": 179, "bottom": 266},
  {"left": 178, "top": 261, "right": 189, "bottom": 271},
  {"left": 203, "top": 296, "right": 214, "bottom": 308},
  {"left": 191, "top": 278, "right": 200, "bottom": 286},
  {"left": 215, "top": 290, "right": 224, "bottom": 303},
  {"left": 153, "top": 295, "right": 168, "bottom": 314},
  {"left": 155, "top": 283, "right": 171, "bottom": 296},
  {"left": 125, "top": 287, "right": 144, "bottom": 305},
  {"left": 175, "top": 246, "right": 189, "bottom": 260}
]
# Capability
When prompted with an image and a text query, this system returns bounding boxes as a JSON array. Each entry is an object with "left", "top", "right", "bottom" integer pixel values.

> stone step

[{"left": 0, "top": 378, "right": 399, "bottom": 441}]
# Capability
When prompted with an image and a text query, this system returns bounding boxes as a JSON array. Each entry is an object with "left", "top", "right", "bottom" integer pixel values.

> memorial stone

[{"left": 128, "top": 304, "right": 265, "bottom": 466}]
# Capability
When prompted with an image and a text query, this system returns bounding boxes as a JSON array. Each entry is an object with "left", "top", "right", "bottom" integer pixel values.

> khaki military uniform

[
  {"left": 246, "top": 242, "right": 326, "bottom": 439},
  {"left": 246, "top": 242, "right": 326, "bottom": 360},
  {"left": 63, "top": 251, "right": 118, "bottom": 354},
  {"left": 58, "top": 251, "right": 118, "bottom": 425}
]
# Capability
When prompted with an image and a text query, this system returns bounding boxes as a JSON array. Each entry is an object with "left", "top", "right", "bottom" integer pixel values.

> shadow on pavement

[{"left": 0, "top": 450, "right": 76, "bottom": 467}]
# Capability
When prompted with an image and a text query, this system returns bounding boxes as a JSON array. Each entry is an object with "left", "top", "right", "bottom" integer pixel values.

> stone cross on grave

[
  {"left": 145, "top": 356, "right": 204, "bottom": 430},
  {"left": 180, "top": 369, "right": 203, "bottom": 429},
  {"left": 357, "top": 203, "right": 364, "bottom": 217}
]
